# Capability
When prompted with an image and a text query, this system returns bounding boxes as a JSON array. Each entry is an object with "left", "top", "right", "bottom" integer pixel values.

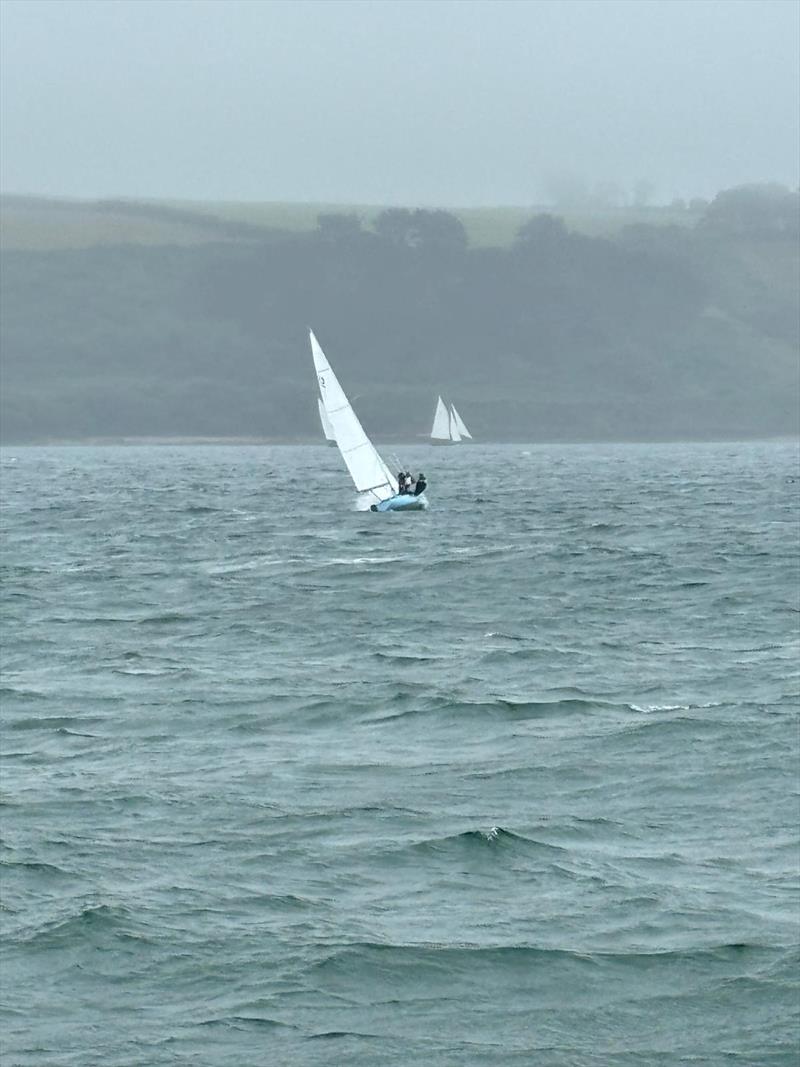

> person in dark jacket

[
  {"left": 397, "top": 471, "right": 407, "bottom": 494},
  {"left": 413, "top": 472, "right": 427, "bottom": 496}
]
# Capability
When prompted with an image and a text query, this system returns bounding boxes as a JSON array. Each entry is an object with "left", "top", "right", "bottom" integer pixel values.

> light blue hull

[{"left": 372, "top": 492, "right": 429, "bottom": 512}]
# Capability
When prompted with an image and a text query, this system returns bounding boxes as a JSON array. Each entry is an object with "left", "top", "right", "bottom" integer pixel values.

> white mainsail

[
  {"left": 310, "top": 329, "right": 397, "bottom": 502},
  {"left": 431, "top": 395, "right": 464, "bottom": 442},
  {"left": 431, "top": 396, "right": 452, "bottom": 441},
  {"left": 317, "top": 397, "right": 336, "bottom": 442},
  {"left": 450, "top": 404, "right": 472, "bottom": 440}
]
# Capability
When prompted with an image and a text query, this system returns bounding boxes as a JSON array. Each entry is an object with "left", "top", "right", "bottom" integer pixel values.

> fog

[{"left": 1, "top": 0, "right": 797, "bottom": 206}]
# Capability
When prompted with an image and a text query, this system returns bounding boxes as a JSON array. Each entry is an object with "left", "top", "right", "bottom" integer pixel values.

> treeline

[{"left": 1, "top": 184, "right": 797, "bottom": 442}]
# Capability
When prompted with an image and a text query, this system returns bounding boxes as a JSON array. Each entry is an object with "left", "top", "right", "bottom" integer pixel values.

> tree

[
  {"left": 700, "top": 184, "right": 800, "bottom": 237},
  {"left": 373, "top": 208, "right": 467, "bottom": 253},
  {"left": 316, "top": 212, "right": 364, "bottom": 244},
  {"left": 514, "top": 213, "right": 568, "bottom": 250},
  {"left": 373, "top": 208, "right": 417, "bottom": 247}
]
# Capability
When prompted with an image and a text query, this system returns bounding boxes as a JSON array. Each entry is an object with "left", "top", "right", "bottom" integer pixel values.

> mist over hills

[{"left": 1, "top": 184, "right": 797, "bottom": 444}]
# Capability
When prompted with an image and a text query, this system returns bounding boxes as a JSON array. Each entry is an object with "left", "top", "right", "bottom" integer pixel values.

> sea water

[{"left": 1, "top": 442, "right": 798, "bottom": 1066}]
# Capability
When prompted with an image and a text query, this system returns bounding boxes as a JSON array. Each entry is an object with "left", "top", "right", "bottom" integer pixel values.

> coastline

[{"left": 1, "top": 434, "right": 798, "bottom": 449}]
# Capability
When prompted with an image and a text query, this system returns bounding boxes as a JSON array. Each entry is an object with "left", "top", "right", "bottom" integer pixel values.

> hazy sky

[{"left": 1, "top": 0, "right": 798, "bottom": 206}]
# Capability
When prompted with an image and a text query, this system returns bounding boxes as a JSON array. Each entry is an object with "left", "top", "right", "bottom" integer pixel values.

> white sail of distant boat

[
  {"left": 310, "top": 329, "right": 398, "bottom": 505},
  {"left": 449, "top": 404, "right": 472, "bottom": 440},
  {"left": 431, "top": 395, "right": 459, "bottom": 443},
  {"left": 430, "top": 395, "right": 473, "bottom": 443},
  {"left": 317, "top": 396, "right": 336, "bottom": 445}
]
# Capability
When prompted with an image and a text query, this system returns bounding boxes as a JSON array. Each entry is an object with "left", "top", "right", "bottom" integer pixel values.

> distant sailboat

[
  {"left": 317, "top": 397, "right": 337, "bottom": 445},
  {"left": 311, "top": 329, "right": 429, "bottom": 512},
  {"left": 430, "top": 396, "right": 472, "bottom": 443}
]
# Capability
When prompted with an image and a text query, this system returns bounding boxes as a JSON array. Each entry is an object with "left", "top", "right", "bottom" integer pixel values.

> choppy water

[{"left": 1, "top": 442, "right": 799, "bottom": 1066}]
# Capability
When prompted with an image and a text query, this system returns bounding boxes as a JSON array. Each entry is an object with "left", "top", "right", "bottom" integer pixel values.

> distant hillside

[
  {"left": 1, "top": 185, "right": 797, "bottom": 443},
  {"left": 0, "top": 194, "right": 698, "bottom": 251},
  {"left": 0, "top": 195, "right": 274, "bottom": 251}
]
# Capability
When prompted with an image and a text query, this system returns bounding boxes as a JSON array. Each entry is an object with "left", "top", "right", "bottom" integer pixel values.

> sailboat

[
  {"left": 317, "top": 397, "right": 337, "bottom": 445},
  {"left": 310, "top": 329, "right": 429, "bottom": 512},
  {"left": 430, "top": 396, "right": 473, "bottom": 443}
]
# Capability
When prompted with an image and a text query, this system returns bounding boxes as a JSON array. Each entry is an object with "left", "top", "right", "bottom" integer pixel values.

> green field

[{"left": 0, "top": 194, "right": 697, "bottom": 251}]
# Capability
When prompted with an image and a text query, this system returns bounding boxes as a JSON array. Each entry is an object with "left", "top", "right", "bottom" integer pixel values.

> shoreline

[{"left": 1, "top": 434, "right": 798, "bottom": 449}]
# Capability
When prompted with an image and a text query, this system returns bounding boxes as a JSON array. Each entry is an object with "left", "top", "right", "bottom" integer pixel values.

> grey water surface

[{"left": 1, "top": 442, "right": 798, "bottom": 1066}]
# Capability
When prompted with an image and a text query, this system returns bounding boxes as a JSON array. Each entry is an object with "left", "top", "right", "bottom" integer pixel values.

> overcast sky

[{"left": 1, "top": 0, "right": 797, "bottom": 206}]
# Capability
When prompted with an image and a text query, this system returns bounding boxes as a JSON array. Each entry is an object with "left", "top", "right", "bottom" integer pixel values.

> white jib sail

[
  {"left": 450, "top": 404, "right": 472, "bottom": 439},
  {"left": 310, "top": 330, "right": 397, "bottom": 502},
  {"left": 431, "top": 396, "right": 451, "bottom": 440},
  {"left": 317, "top": 397, "right": 335, "bottom": 442}
]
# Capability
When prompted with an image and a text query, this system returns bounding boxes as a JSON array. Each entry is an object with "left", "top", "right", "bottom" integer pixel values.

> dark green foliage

[
  {"left": 316, "top": 212, "right": 366, "bottom": 245},
  {"left": 700, "top": 184, "right": 799, "bottom": 237},
  {"left": 373, "top": 208, "right": 468, "bottom": 253},
  {"left": 1, "top": 186, "right": 797, "bottom": 442}
]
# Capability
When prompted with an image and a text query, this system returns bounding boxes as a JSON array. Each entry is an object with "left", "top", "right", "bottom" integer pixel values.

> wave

[
  {"left": 372, "top": 650, "right": 445, "bottom": 664},
  {"left": 10, "top": 902, "right": 129, "bottom": 946},
  {"left": 321, "top": 555, "right": 407, "bottom": 567},
  {"left": 527, "top": 815, "right": 629, "bottom": 842},
  {"left": 397, "top": 826, "right": 566, "bottom": 858},
  {"left": 583, "top": 521, "right": 625, "bottom": 532},
  {"left": 198, "top": 1015, "right": 298, "bottom": 1031},
  {"left": 202, "top": 557, "right": 289, "bottom": 576},
  {"left": 0, "top": 686, "right": 48, "bottom": 703},
  {"left": 627, "top": 701, "right": 723, "bottom": 714},
  {"left": 6, "top": 713, "right": 105, "bottom": 731},
  {"left": 618, "top": 704, "right": 736, "bottom": 737},
  {"left": 0, "top": 858, "right": 72, "bottom": 878},
  {"left": 490, "top": 694, "right": 619, "bottom": 717},
  {"left": 313, "top": 938, "right": 786, "bottom": 975},
  {"left": 111, "top": 666, "right": 196, "bottom": 678},
  {"left": 368, "top": 695, "right": 611, "bottom": 724},
  {"left": 308, "top": 1030, "right": 380, "bottom": 1041},
  {"left": 135, "top": 611, "right": 196, "bottom": 625},
  {"left": 479, "top": 645, "right": 574, "bottom": 664}
]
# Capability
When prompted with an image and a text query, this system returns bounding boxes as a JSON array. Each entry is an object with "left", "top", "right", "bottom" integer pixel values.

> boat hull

[{"left": 371, "top": 492, "right": 429, "bottom": 512}]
